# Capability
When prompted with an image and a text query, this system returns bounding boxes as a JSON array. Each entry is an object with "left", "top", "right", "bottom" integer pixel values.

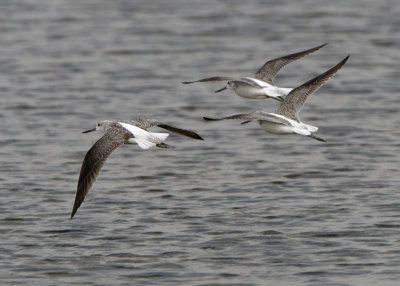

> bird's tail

[
  {"left": 132, "top": 138, "right": 156, "bottom": 149},
  {"left": 134, "top": 132, "right": 169, "bottom": 149}
]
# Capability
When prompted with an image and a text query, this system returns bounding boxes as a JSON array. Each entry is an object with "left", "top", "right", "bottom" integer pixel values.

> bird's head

[{"left": 82, "top": 120, "right": 113, "bottom": 133}]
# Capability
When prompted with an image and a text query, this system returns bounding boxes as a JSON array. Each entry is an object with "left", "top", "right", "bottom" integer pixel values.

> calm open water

[{"left": 1, "top": 0, "right": 400, "bottom": 285}]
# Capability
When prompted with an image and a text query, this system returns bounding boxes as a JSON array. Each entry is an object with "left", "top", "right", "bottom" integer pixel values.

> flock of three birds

[{"left": 71, "top": 43, "right": 349, "bottom": 218}]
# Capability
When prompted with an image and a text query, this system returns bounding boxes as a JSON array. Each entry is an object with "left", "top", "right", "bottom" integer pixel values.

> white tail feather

[
  {"left": 307, "top": 125, "right": 318, "bottom": 132},
  {"left": 132, "top": 138, "right": 156, "bottom": 149},
  {"left": 292, "top": 126, "right": 311, "bottom": 136}
]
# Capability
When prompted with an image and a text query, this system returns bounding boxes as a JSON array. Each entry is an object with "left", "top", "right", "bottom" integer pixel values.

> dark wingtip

[
  {"left": 70, "top": 209, "right": 76, "bottom": 219},
  {"left": 190, "top": 133, "right": 204, "bottom": 140},
  {"left": 336, "top": 55, "right": 350, "bottom": 69},
  {"left": 203, "top": 117, "right": 223, "bottom": 122},
  {"left": 156, "top": 124, "right": 204, "bottom": 140},
  {"left": 70, "top": 192, "right": 83, "bottom": 219},
  {"left": 70, "top": 201, "right": 80, "bottom": 219},
  {"left": 181, "top": 131, "right": 204, "bottom": 140},
  {"left": 182, "top": 81, "right": 193, "bottom": 84},
  {"left": 203, "top": 117, "right": 215, "bottom": 121}
]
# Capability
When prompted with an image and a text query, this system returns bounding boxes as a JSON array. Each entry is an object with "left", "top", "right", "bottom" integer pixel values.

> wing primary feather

[
  {"left": 71, "top": 131, "right": 127, "bottom": 219},
  {"left": 254, "top": 43, "right": 328, "bottom": 84},
  {"left": 157, "top": 124, "right": 203, "bottom": 140},
  {"left": 182, "top": 76, "right": 236, "bottom": 84},
  {"left": 275, "top": 55, "right": 349, "bottom": 121}
]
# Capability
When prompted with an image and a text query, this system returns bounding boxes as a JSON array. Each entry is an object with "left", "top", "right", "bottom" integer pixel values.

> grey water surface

[{"left": 1, "top": 0, "right": 400, "bottom": 285}]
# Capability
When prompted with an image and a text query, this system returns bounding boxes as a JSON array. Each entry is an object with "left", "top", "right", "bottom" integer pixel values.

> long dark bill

[
  {"left": 82, "top": 128, "right": 96, "bottom": 133},
  {"left": 215, "top": 86, "right": 227, "bottom": 93}
]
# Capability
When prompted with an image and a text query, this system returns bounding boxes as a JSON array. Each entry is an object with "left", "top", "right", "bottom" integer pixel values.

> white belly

[
  {"left": 258, "top": 114, "right": 318, "bottom": 136},
  {"left": 258, "top": 120, "right": 294, "bottom": 134},
  {"left": 263, "top": 86, "right": 292, "bottom": 98},
  {"left": 241, "top": 77, "right": 292, "bottom": 99},
  {"left": 234, "top": 84, "right": 267, "bottom": 99}
]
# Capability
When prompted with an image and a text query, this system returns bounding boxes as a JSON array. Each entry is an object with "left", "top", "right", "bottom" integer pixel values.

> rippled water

[{"left": 1, "top": 0, "right": 400, "bottom": 285}]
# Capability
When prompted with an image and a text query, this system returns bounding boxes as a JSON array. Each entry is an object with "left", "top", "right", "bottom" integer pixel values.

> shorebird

[
  {"left": 183, "top": 43, "right": 328, "bottom": 101},
  {"left": 71, "top": 118, "right": 203, "bottom": 219},
  {"left": 203, "top": 55, "right": 349, "bottom": 142}
]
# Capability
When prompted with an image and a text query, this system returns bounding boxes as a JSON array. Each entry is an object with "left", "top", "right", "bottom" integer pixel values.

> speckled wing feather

[
  {"left": 182, "top": 76, "right": 237, "bottom": 84},
  {"left": 204, "top": 111, "right": 291, "bottom": 125},
  {"left": 126, "top": 118, "right": 158, "bottom": 130},
  {"left": 275, "top": 55, "right": 349, "bottom": 122},
  {"left": 71, "top": 128, "right": 129, "bottom": 219},
  {"left": 254, "top": 43, "right": 328, "bottom": 85}
]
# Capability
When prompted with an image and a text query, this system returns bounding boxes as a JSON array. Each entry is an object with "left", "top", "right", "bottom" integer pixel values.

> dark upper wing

[
  {"left": 126, "top": 118, "right": 157, "bottom": 130},
  {"left": 71, "top": 129, "right": 128, "bottom": 219},
  {"left": 254, "top": 43, "right": 328, "bottom": 84},
  {"left": 275, "top": 55, "right": 349, "bottom": 122},
  {"left": 156, "top": 124, "right": 203, "bottom": 140},
  {"left": 182, "top": 76, "right": 237, "bottom": 84}
]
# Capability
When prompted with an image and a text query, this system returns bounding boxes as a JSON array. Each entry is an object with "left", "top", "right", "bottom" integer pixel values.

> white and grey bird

[
  {"left": 71, "top": 118, "right": 203, "bottom": 218},
  {"left": 183, "top": 43, "right": 327, "bottom": 101},
  {"left": 203, "top": 55, "right": 349, "bottom": 142}
]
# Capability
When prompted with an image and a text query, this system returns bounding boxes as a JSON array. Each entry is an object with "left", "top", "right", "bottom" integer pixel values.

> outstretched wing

[
  {"left": 123, "top": 118, "right": 203, "bottom": 140},
  {"left": 182, "top": 76, "right": 237, "bottom": 84},
  {"left": 126, "top": 118, "right": 158, "bottom": 130},
  {"left": 276, "top": 55, "right": 349, "bottom": 122},
  {"left": 204, "top": 111, "right": 291, "bottom": 125},
  {"left": 254, "top": 43, "right": 328, "bottom": 84},
  {"left": 157, "top": 124, "right": 203, "bottom": 140},
  {"left": 71, "top": 130, "right": 128, "bottom": 219}
]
